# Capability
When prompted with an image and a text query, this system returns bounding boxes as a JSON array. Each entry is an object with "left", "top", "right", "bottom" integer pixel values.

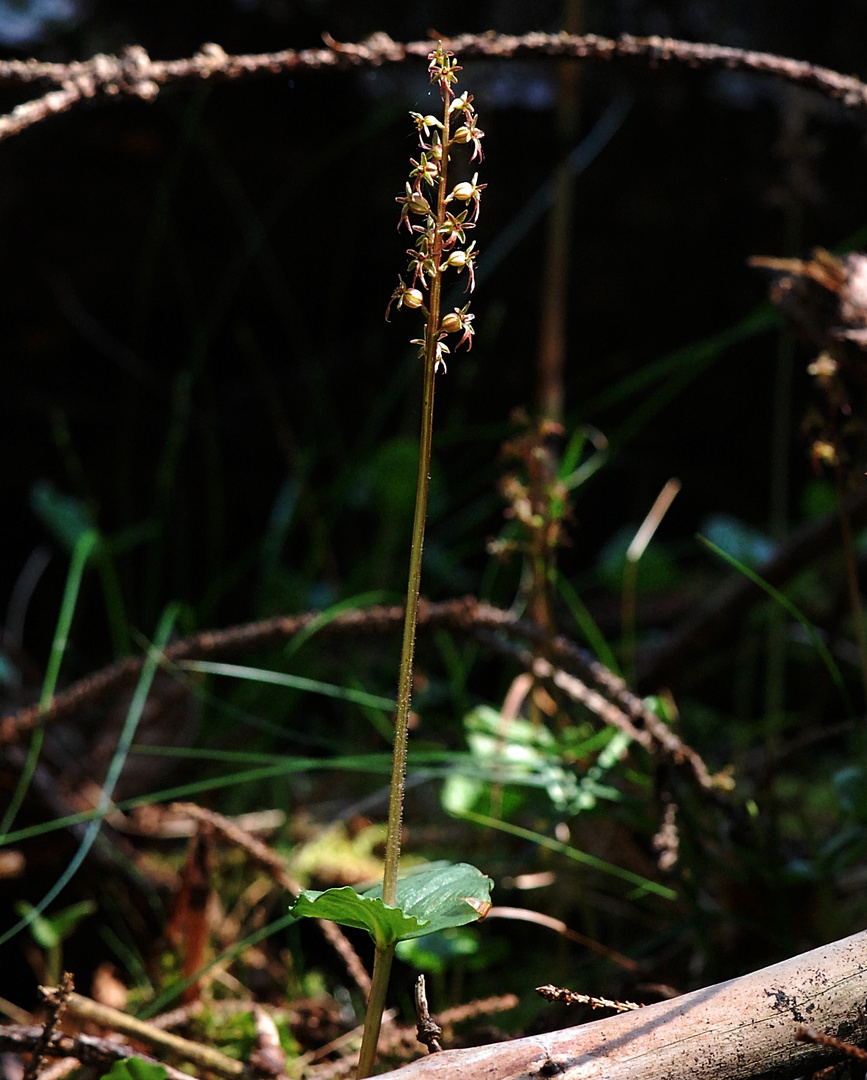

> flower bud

[
  {"left": 403, "top": 288, "right": 424, "bottom": 309},
  {"left": 440, "top": 312, "right": 462, "bottom": 333}
]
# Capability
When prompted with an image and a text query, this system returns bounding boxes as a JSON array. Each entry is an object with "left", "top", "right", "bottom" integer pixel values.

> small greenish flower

[
  {"left": 396, "top": 182, "right": 432, "bottom": 232},
  {"left": 440, "top": 303, "right": 475, "bottom": 350},
  {"left": 451, "top": 112, "right": 485, "bottom": 161},
  {"left": 406, "top": 241, "right": 438, "bottom": 289},
  {"left": 444, "top": 242, "right": 478, "bottom": 291},
  {"left": 428, "top": 44, "right": 461, "bottom": 94},
  {"left": 386, "top": 278, "right": 426, "bottom": 320},
  {"left": 448, "top": 173, "right": 486, "bottom": 222},
  {"left": 410, "top": 151, "right": 440, "bottom": 188},
  {"left": 409, "top": 112, "right": 444, "bottom": 138},
  {"left": 439, "top": 209, "right": 471, "bottom": 246}
]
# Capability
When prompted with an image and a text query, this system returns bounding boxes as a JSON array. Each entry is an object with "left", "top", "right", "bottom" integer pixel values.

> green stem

[{"left": 356, "top": 944, "right": 396, "bottom": 1079}]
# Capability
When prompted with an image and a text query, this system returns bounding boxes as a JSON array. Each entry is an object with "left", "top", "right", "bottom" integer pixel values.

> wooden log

[{"left": 376, "top": 929, "right": 867, "bottom": 1080}]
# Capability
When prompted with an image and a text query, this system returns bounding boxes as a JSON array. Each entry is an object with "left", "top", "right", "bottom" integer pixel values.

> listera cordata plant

[{"left": 289, "top": 46, "right": 493, "bottom": 1078}]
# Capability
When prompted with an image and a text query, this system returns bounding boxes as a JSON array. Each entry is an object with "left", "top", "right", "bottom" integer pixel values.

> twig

[
  {"left": 414, "top": 976, "right": 443, "bottom": 1055},
  {"left": 536, "top": 983, "right": 642, "bottom": 1012},
  {"left": 64, "top": 991, "right": 246, "bottom": 1078},
  {"left": 298, "top": 996, "right": 518, "bottom": 1080},
  {"left": 0, "top": 1025, "right": 191, "bottom": 1080},
  {"left": 0, "top": 84, "right": 80, "bottom": 141},
  {"left": 0, "top": 597, "right": 719, "bottom": 790},
  {"left": 0, "top": 599, "right": 572, "bottom": 740},
  {"left": 796, "top": 1025, "right": 867, "bottom": 1064},
  {"left": 1, "top": 33, "right": 867, "bottom": 147},
  {"left": 436, "top": 994, "right": 518, "bottom": 1026},
  {"left": 249, "top": 1004, "right": 289, "bottom": 1079},
  {"left": 476, "top": 629, "right": 719, "bottom": 789},
  {"left": 485, "top": 907, "right": 637, "bottom": 971},
  {"left": 24, "top": 973, "right": 74, "bottom": 1080}
]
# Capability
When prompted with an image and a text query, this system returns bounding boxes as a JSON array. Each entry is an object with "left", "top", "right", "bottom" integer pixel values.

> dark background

[
  {"left": 3, "top": 0, "right": 867, "bottom": 664},
  {"left": 3, "top": 0, "right": 867, "bottom": 1017}
]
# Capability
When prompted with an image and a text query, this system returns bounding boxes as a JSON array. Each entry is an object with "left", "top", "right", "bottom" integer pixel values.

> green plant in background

[
  {"left": 288, "top": 45, "right": 491, "bottom": 1078},
  {"left": 102, "top": 1059, "right": 167, "bottom": 1080},
  {"left": 13, "top": 899, "right": 96, "bottom": 987}
]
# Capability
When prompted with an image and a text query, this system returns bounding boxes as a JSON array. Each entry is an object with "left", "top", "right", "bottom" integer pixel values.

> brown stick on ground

[{"left": 370, "top": 928, "right": 867, "bottom": 1080}]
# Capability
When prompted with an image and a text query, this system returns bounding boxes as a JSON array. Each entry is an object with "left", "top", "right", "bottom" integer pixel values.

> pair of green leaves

[{"left": 289, "top": 861, "right": 493, "bottom": 950}]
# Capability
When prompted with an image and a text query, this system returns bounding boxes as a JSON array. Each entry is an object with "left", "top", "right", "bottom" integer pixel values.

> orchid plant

[{"left": 289, "top": 45, "right": 492, "bottom": 1078}]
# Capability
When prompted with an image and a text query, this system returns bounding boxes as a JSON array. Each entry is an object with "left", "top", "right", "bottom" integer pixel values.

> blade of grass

[
  {"left": 555, "top": 572, "right": 619, "bottom": 674},
  {"left": 697, "top": 534, "right": 854, "bottom": 718},
  {"left": 178, "top": 659, "right": 396, "bottom": 711},
  {"left": 140, "top": 910, "right": 300, "bottom": 1018},
  {"left": 0, "top": 603, "right": 179, "bottom": 948},
  {"left": 0, "top": 529, "right": 98, "bottom": 839},
  {"left": 453, "top": 808, "right": 677, "bottom": 901},
  {"left": 0, "top": 746, "right": 587, "bottom": 847},
  {"left": 285, "top": 590, "right": 393, "bottom": 656}
]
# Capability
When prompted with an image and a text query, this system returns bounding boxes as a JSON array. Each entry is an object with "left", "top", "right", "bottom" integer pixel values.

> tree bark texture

[{"left": 376, "top": 929, "right": 867, "bottom": 1080}]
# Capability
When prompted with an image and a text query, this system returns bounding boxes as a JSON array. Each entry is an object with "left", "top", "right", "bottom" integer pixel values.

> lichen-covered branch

[
  {"left": 0, "top": 597, "right": 716, "bottom": 791},
  {"left": 1, "top": 32, "right": 866, "bottom": 146}
]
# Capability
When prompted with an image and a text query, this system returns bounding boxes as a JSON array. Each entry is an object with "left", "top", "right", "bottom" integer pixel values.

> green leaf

[
  {"left": 440, "top": 771, "right": 484, "bottom": 816},
  {"left": 290, "top": 887, "right": 428, "bottom": 949},
  {"left": 180, "top": 659, "right": 396, "bottom": 712},
  {"left": 13, "top": 899, "right": 96, "bottom": 949},
  {"left": 290, "top": 862, "right": 493, "bottom": 949},
  {"left": 48, "top": 900, "right": 97, "bottom": 941},
  {"left": 363, "top": 861, "right": 493, "bottom": 938},
  {"left": 14, "top": 902, "right": 58, "bottom": 950},
  {"left": 102, "top": 1058, "right": 168, "bottom": 1080}
]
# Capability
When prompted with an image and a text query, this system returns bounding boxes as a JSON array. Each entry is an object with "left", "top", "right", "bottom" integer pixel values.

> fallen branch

[
  {"left": 1, "top": 33, "right": 867, "bottom": 146},
  {"left": 371, "top": 928, "right": 867, "bottom": 1080}
]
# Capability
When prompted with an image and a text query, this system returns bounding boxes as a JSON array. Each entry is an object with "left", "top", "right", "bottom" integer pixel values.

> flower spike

[{"left": 387, "top": 46, "right": 482, "bottom": 374}]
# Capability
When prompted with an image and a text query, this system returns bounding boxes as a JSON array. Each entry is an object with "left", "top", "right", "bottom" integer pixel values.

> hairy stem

[{"left": 357, "top": 79, "right": 453, "bottom": 1080}]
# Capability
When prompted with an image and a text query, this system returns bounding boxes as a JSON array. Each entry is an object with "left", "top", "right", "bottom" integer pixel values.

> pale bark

[{"left": 376, "top": 929, "right": 867, "bottom": 1080}]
